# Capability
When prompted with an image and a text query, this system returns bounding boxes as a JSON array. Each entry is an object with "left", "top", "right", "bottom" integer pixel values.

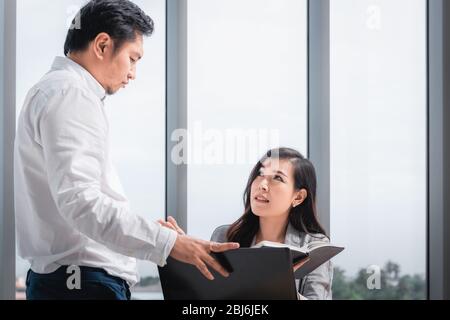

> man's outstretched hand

[{"left": 159, "top": 216, "right": 240, "bottom": 280}]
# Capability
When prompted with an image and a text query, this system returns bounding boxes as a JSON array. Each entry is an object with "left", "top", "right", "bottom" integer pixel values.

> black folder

[{"left": 158, "top": 247, "right": 298, "bottom": 300}]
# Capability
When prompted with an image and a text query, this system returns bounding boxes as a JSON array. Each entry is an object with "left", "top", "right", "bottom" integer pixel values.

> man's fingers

[
  {"left": 158, "top": 218, "right": 185, "bottom": 235},
  {"left": 210, "top": 242, "right": 240, "bottom": 252},
  {"left": 166, "top": 221, "right": 176, "bottom": 230},
  {"left": 159, "top": 221, "right": 170, "bottom": 228},
  {"left": 202, "top": 254, "right": 230, "bottom": 278},
  {"left": 168, "top": 216, "right": 185, "bottom": 235},
  {"left": 168, "top": 216, "right": 178, "bottom": 227},
  {"left": 159, "top": 220, "right": 175, "bottom": 230},
  {"left": 195, "top": 259, "right": 214, "bottom": 281}
]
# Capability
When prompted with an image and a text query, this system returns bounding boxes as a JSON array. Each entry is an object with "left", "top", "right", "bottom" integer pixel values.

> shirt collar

[
  {"left": 284, "top": 223, "right": 301, "bottom": 246},
  {"left": 50, "top": 56, "right": 107, "bottom": 102}
]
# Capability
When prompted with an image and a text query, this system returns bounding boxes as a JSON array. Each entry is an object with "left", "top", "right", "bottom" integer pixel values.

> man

[{"left": 14, "top": 0, "right": 238, "bottom": 300}]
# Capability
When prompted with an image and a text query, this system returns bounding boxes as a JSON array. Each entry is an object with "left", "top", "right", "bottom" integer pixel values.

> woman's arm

[
  {"left": 210, "top": 225, "right": 230, "bottom": 242},
  {"left": 299, "top": 260, "right": 334, "bottom": 300}
]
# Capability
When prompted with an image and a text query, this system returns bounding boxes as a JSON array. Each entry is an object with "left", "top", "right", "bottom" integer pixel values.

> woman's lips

[{"left": 254, "top": 196, "right": 269, "bottom": 204}]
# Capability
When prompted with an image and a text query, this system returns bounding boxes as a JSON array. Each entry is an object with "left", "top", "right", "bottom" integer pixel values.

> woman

[{"left": 160, "top": 148, "right": 333, "bottom": 300}]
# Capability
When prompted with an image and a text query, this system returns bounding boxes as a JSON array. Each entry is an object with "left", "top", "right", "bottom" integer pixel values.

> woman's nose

[
  {"left": 259, "top": 180, "right": 269, "bottom": 192},
  {"left": 129, "top": 65, "right": 136, "bottom": 80}
]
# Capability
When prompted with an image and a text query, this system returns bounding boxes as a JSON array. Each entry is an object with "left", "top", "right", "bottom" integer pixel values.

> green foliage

[{"left": 332, "top": 261, "right": 426, "bottom": 300}]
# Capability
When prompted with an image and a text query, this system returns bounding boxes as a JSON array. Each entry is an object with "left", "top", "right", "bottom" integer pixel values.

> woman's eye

[{"left": 274, "top": 175, "right": 284, "bottom": 182}]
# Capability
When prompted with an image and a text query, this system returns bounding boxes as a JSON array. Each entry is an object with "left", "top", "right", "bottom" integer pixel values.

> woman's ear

[
  {"left": 93, "top": 32, "right": 111, "bottom": 60},
  {"left": 292, "top": 189, "right": 307, "bottom": 208}
]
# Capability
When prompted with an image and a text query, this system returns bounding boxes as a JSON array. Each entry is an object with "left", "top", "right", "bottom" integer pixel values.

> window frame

[
  {"left": 0, "top": 0, "right": 16, "bottom": 301},
  {"left": 428, "top": 0, "right": 450, "bottom": 300}
]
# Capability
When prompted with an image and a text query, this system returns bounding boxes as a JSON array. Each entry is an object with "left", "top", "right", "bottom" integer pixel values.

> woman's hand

[
  {"left": 293, "top": 257, "right": 311, "bottom": 273},
  {"left": 158, "top": 216, "right": 186, "bottom": 235}
]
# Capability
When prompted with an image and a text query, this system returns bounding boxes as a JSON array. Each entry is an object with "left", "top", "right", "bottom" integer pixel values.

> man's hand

[
  {"left": 159, "top": 216, "right": 240, "bottom": 280},
  {"left": 158, "top": 216, "right": 185, "bottom": 235},
  {"left": 170, "top": 234, "right": 240, "bottom": 281}
]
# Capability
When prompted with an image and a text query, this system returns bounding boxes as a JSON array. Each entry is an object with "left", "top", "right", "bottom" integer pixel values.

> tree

[{"left": 332, "top": 261, "right": 425, "bottom": 300}]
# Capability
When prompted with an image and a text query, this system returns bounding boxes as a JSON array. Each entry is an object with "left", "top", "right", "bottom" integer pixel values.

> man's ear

[
  {"left": 93, "top": 32, "right": 112, "bottom": 60},
  {"left": 292, "top": 189, "right": 307, "bottom": 208}
]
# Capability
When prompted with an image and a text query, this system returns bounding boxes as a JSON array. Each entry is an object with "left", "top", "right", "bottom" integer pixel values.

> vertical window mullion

[{"left": 0, "top": 0, "right": 16, "bottom": 301}]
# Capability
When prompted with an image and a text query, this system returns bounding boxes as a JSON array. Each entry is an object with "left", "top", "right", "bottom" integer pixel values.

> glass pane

[
  {"left": 330, "top": 0, "right": 427, "bottom": 299},
  {"left": 16, "top": 0, "right": 165, "bottom": 300},
  {"left": 186, "top": 0, "right": 308, "bottom": 240}
]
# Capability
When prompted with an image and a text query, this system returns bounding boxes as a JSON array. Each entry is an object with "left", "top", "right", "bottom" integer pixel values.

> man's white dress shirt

[{"left": 14, "top": 56, "right": 177, "bottom": 286}]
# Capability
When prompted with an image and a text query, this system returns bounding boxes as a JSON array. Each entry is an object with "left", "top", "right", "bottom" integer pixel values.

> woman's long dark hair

[{"left": 226, "top": 148, "right": 328, "bottom": 247}]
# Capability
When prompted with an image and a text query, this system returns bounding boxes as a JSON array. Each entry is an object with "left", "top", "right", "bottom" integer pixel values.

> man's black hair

[{"left": 64, "top": 0, "right": 154, "bottom": 56}]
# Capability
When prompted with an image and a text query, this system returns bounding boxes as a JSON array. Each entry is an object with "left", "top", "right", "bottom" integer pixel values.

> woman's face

[{"left": 250, "top": 158, "right": 305, "bottom": 219}]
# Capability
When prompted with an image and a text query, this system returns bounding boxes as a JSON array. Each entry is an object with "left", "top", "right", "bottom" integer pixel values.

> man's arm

[{"left": 40, "top": 87, "right": 176, "bottom": 266}]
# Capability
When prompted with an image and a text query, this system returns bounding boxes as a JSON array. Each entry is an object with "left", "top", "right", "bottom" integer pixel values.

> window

[
  {"left": 16, "top": 0, "right": 166, "bottom": 300},
  {"left": 185, "top": 0, "right": 308, "bottom": 240},
  {"left": 329, "top": 0, "right": 427, "bottom": 299},
  {"left": 7, "top": 0, "right": 435, "bottom": 301}
]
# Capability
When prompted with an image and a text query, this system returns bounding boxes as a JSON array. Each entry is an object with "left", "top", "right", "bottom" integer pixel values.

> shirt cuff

[{"left": 145, "top": 226, "right": 178, "bottom": 267}]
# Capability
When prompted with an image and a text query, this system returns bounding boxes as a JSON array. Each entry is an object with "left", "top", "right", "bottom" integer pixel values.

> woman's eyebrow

[
  {"left": 276, "top": 170, "right": 288, "bottom": 178},
  {"left": 260, "top": 166, "right": 288, "bottom": 178},
  {"left": 131, "top": 50, "right": 142, "bottom": 60}
]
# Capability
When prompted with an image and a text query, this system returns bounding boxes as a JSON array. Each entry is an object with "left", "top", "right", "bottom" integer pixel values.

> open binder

[{"left": 158, "top": 244, "right": 342, "bottom": 300}]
